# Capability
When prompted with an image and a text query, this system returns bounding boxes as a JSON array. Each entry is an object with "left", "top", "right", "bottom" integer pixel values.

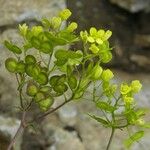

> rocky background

[{"left": 0, "top": 0, "right": 150, "bottom": 150}]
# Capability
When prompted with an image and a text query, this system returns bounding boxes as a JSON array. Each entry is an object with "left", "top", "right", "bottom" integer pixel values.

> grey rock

[
  {"left": 58, "top": 103, "right": 78, "bottom": 126},
  {"left": 110, "top": 0, "right": 150, "bottom": 12},
  {"left": 0, "top": 115, "right": 21, "bottom": 150},
  {"left": 0, "top": 0, "right": 66, "bottom": 26},
  {"left": 44, "top": 124, "right": 85, "bottom": 150}
]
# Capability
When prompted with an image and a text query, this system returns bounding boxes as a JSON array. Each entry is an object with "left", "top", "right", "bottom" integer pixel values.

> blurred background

[{"left": 0, "top": 0, "right": 150, "bottom": 150}]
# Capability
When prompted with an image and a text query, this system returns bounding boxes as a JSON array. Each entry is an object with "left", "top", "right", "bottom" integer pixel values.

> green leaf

[
  {"left": 55, "top": 49, "right": 68, "bottom": 59},
  {"left": 88, "top": 114, "right": 109, "bottom": 126},
  {"left": 58, "top": 30, "right": 78, "bottom": 43},
  {"left": 40, "top": 41, "right": 53, "bottom": 54},
  {"left": 31, "top": 37, "right": 41, "bottom": 49},
  {"left": 96, "top": 101, "right": 116, "bottom": 112},
  {"left": 124, "top": 131, "right": 144, "bottom": 148},
  {"left": 4, "top": 40, "right": 22, "bottom": 54}
]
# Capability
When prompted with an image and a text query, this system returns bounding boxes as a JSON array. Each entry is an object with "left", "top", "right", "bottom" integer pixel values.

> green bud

[
  {"left": 16, "top": 61, "right": 25, "bottom": 73},
  {"left": 59, "top": 9, "right": 72, "bottom": 20},
  {"left": 123, "top": 95, "right": 134, "bottom": 104},
  {"left": 90, "top": 64, "right": 103, "bottom": 80},
  {"left": 5, "top": 58, "right": 17, "bottom": 73},
  {"left": 25, "top": 55, "right": 36, "bottom": 64},
  {"left": 101, "top": 69, "right": 114, "bottom": 81},
  {"left": 31, "top": 26, "right": 43, "bottom": 36},
  {"left": 89, "top": 44, "right": 99, "bottom": 54},
  {"left": 36, "top": 72, "right": 48, "bottom": 85},
  {"left": 90, "top": 27, "right": 97, "bottom": 37},
  {"left": 26, "top": 82, "right": 38, "bottom": 97},
  {"left": 67, "top": 22, "right": 78, "bottom": 32},
  {"left": 19, "top": 23, "right": 28, "bottom": 37},
  {"left": 131, "top": 80, "right": 142, "bottom": 93},
  {"left": 97, "top": 29, "right": 105, "bottom": 37},
  {"left": 103, "top": 30, "right": 112, "bottom": 41},
  {"left": 51, "top": 17, "right": 62, "bottom": 29},
  {"left": 100, "top": 52, "right": 112, "bottom": 63},
  {"left": 87, "top": 37, "right": 95, "bottom": 43},
  {"left": 120, "top": 83, "right": 131, "bottom": 95},
  {"left": 80, "top": 31, "right": 88, "bottom": 42}
]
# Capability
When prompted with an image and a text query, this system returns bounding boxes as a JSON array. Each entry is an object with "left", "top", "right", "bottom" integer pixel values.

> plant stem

[
  {"left": 7, "top": 111, "right": 26, "bottom": 150},
  {"left": 106, "top": 128, "right": 115, "bottom": 150},
  {"left": 36, "top": 98, "right": 72, "bottom": 120}
]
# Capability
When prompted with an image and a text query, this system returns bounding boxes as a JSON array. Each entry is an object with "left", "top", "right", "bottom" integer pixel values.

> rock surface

[
  {"left": 110, "top": 0, "right": 150, "bottom": 13},
  {"left": 0, "top": 0, "right": 65, "bottom": 26},
  {"left": 0, "top": 115, "right": 21, "bottom": 150}
]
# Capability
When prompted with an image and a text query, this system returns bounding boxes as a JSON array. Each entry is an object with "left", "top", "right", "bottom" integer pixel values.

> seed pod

[
  {"left": 68, "top": 75, "right": 77, "bottom": 89},
  {"left": 36, "top": 72, "right": 48, "bottom": 85},
  {"left": 73, "top": 89, "right": 84, "bottom": 99},
  {"left": 40, "top": 67, "right": 48, "bottom": 73},
  {"left": 38, "top": 96, "right": 54, "bottom": 111},
  {"left": 26, "top": 82, "right": 38, "bottom": 97},
  {"left": 53, "top": 83, "right": 68, "bottom": 94},
  {"left": 25, "top": 55, "right": 36, "bottom": 64},
  {"left": 58, "top": 74, "right": 66, "bottom": 84},
  {"left": 16, "top": 61, "right": 25, "bottom": 73},
  {"left": 40, "top": 86, "right": 52, "bottom": 93},
  {"left": 34, "top": 91, "right": 45, "bottom": 102},
  {"left": 49, "top": 75, "right": 60, "bottom": 87},
  {"left": 5, "top": 58, "right": 17, "bottom": 73},
  {"left": 25, "top": 64, "right": 40, "bottom": 78}
]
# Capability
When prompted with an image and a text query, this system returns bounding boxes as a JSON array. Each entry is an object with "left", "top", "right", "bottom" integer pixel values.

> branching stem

[{"left": 106, "top": 128, "right": 115, "bottom": 150}]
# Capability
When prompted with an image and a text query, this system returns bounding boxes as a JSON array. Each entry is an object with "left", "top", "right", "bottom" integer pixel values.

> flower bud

[
  {"left": 90, "top": 64, "right": 103, "bottom": 80},
  {"left": 59, "top": 9, "right": 72, "bottom": 20},
  {"left": 131, "top": 80, "right": 142, "bottom": 93},
  {"left": 101, "top": 69, "right": 114, "bottom": 81}
]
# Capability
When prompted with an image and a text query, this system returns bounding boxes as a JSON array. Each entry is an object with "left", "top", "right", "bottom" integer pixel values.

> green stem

[{"left": 106, "top": 128, "right": 115, "bottom": 150}]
